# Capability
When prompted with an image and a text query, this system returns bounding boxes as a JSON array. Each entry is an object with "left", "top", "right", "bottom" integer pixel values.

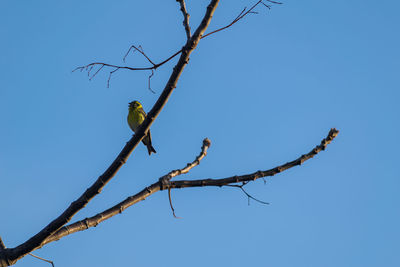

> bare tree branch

[
  {"left": 37, "top": 129, "right": 338, "bottom": 248},
  {"left": 177, "top": 0, "right": 192, "bottom": 39},
  {"left": 74, "top": 0, "right": 281, "bottom": 87},
  {"left": 28, "top": 253, "right": 54, "bottom": 267},
  {"left": 1, "top": 1, "right": 220, "bottom": 265}
]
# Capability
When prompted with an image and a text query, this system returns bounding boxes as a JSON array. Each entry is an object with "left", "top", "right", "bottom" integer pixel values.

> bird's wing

[{"left": 138, "top": 108, "right": 147, "bottom": 118}]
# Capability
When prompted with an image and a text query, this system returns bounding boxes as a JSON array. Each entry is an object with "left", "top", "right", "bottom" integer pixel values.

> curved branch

[
  {"left": 161, "top": 138, "right": 211, "bottom": 181},
  {"left": 38, "top": 128, "right": 338, "bottom": 248},
  {"left": 170, "top": 128, "right": 339, "bottom": 189},
  {"left": 3, "top": 0, "right": 220, "bottom": 264}
]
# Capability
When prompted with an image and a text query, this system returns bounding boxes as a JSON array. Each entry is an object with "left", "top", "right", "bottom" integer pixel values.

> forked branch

[
  {"left": 38, "top": 128, "right": 338, "bottom": 247},
  {"left": 226, "top": 183, "right": 270, "bottom": 205},
  {"left": 74, "top": 0, "right": 281, "bottom": 87},
  {"left": 202, "top": 0, "right": 281, "bottom": 38}
]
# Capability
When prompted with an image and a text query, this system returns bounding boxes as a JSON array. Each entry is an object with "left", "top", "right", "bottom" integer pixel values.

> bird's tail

[
  {"left": 142, "top": 134, "right": 156, "bottom": 155},
  {"left": 146, "top": 144, "right": 157, "bottom": 155}
]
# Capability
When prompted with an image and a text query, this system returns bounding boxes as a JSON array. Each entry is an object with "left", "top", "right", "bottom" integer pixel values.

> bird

[{"left": 127, "top": 100, "right": 157, "bottom": 155}]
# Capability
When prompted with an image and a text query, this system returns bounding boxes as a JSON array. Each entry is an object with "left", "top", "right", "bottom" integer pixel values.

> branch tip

[
  {"left": 329, "top": 128, "right": 339, "bottom": 138},
  {"left": 203, "top": 138, "right": 211, "bottom": 148}
]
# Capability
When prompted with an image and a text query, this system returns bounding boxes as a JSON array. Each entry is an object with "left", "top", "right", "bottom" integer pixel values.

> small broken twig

[
  {"left": 29, "top": 253, "right": 55, "bottom": 267},
  {"left": 168, "top": 188, "right": 181, "bottom": 219}
]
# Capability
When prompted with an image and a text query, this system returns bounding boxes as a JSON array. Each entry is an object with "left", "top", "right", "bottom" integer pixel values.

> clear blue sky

[{"left": 1, "top": 1, "right": 399, "bottom": 266}]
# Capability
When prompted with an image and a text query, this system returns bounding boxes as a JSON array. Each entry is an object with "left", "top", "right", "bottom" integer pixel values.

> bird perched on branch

[{"left": 127, "top": 100, "right": 157, "bottom": 155}]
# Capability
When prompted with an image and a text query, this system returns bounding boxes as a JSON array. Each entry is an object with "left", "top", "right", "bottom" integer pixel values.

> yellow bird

[{"left": 127, "top": 101, "right": 156, "bottom": 155}]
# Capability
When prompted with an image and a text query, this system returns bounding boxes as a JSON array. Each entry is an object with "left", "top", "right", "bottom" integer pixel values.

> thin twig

[
  {"left": 177, "top": 0, "right": 191, "bottom": 39},
  {"left": 124, "top": 45, "right": 157, "bottom": 93},
  {"left": 89, "top": 65, "right": 104, "bottom": 80},
  {"left": 107, "top": 68, "right": 119, "bottom": 88},
  {"left": 73, "top": 63, "right": 152, "bottom": 75},
  {"left": 123, "top": 45, "right": 156, "bottom": 66},
  {"left": 148, "top": 69, "right": 155, "bottom": 94},
  {"left": 265, "top": 0, "right": 283, "bottom": 4},
  {"left": 29, "top": 253, "right": 55, "bottom": 267},
  {"left": 202, "top": 0, "right": 269, "bottom": 38},
  {"left": 74, "top": 0, "right": 281, "bottom": 87},
  {"left": 168, "top": 188, "right": 181, "bottom": 219},
  {"left": 226, "top": 184, "right": 269, "bottom": 205}
]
